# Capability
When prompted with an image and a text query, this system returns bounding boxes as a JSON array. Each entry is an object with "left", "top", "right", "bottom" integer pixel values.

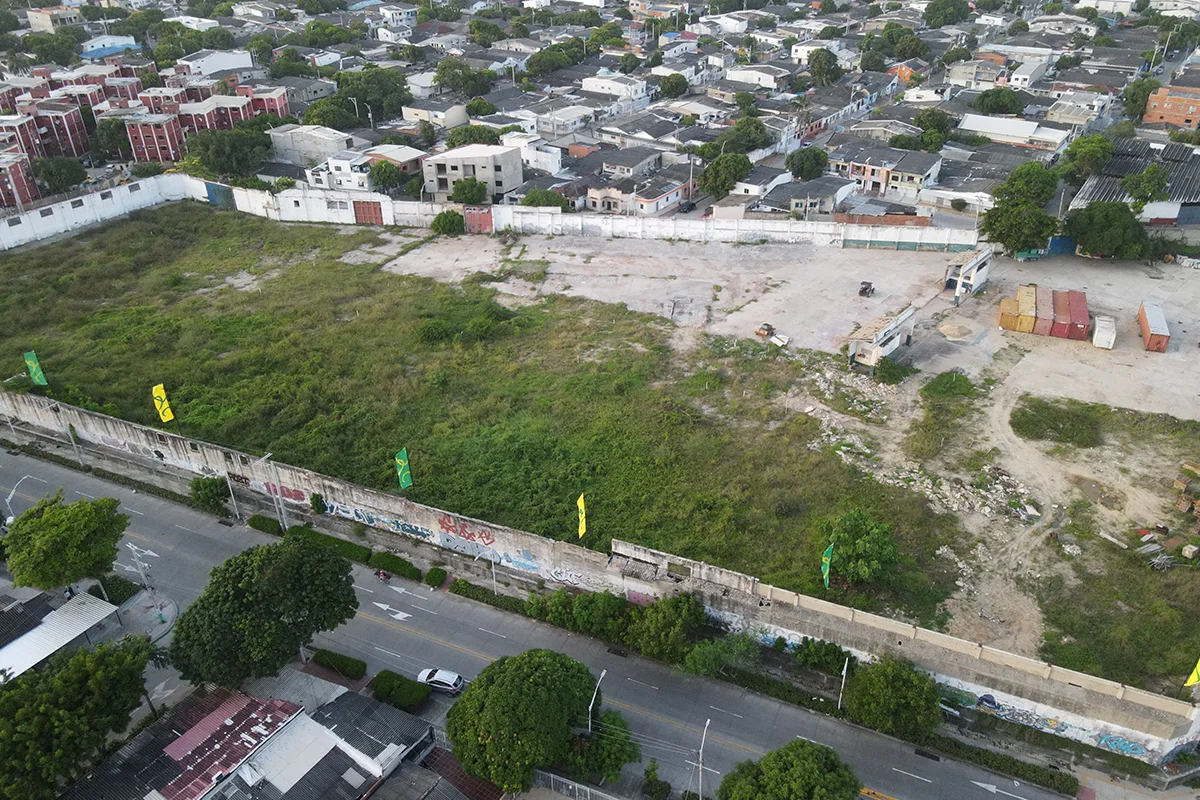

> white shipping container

[{"left": 1093, "top": 315, "right": 1116, "bottom": 350}]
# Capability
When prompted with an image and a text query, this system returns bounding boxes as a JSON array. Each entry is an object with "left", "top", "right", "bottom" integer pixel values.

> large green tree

[
  {"left": 4, "top": 491, "right": 127, "bottom": 590},
  {"left": 566, "top": 709, "right": 641, "bottom": 783},
  {"left": 659, "top": 72, "right": 689, "bottom": 98},
  {"left": 824, "top": 508, "right": 899, "bottom": 586},
  {"left": 1120, "top": 164, "right": 1169, "bottom": 214},
  {"left": 370, "top": 160, "right": 404, "bottom": 191},
  {"left": 624, "top": 593, "right": 706, "bottom": 662},
  {"left": 994, "top": 161, "right": 1058, "bottom": 207},
  {"left": 808, "top": 48, "right": 843, "bottom": 86},
  {"left": 697, "top": 152, "right": 752, "bottom": 200},
  {"left": 981, "top": 199, "right": 1058, "bottom": 255},
  {"left": 446, "top": 649, "right": 599, "bottom": 792},
  {"left": 450, "top": 176, "right": 488, "bottom": 204},
  {"left": 1066, "top": 201, "right": 1149, "bottom": 259},
  {"left": 717, "top": 740, "right": 861, "bottom": 800},
  {"left": 0, "top": 635, "right": 152, "bottom": 800},
  {"left": 31, "top": 158, "right": 86, "bottom": 194},
  {"left": 522, "top": 188, "right": 570, "bottom": 209},
  {"left": 844, "top": 657, "right": 942, "bottom": 740},
  {"left": 786, "top": 147, "right": 828, "bottom": 180},
  {"left": 1061, "top": 134, "right": 1114, "bottom": 181},
  {"left": 1123, "top": 77, "right": 1160, "bottom": 120},
  {"left": 923, "top": 0, "right": 969, "bottom": 27},
  {"left": 169, "top": 535, "right": 358, "bottom": 687},
  {"left": 971, "top": 87, "right": 1023, "bottom": 115},
  {"left": 186, "top": 128, "right": 271, "bottom": 177},
  {"left": 337, "top": 66, "right": 413, "bottom": 119},
  {"left": 434, "top": 56, "right": 493, "bottom": 97}
]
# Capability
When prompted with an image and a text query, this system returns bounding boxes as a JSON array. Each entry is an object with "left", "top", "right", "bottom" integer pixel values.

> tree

[
  {"left": 302, "top": 97, "right": 359, "bottom": 130},
  {"left": 817, "top": 24, "right": 841, "bottom": 39},
  {"left": 844, "top": 657, "right": 942, "bottom": 741},
  {"left": 417, "top": 119, "right": 437, "bottom": 148},
  {"left": 450, "top": 176, "right": 488, "bottom": 204},
  {"left": 186, "top": 128, "right": 271, "bottom": 177},
  {"left": 247, "top": 32, "right": 275, "bottom": 63},
  {"left": 859, "top": 50, "right": 886, "bottom": 72},
  {"left": 447, "top": 649, "right": 598, "bottom": 792},
  {"left": 1123, "top": 77, "right": 1160, "bottom": 120},
  {"left": 0, "top": 10, "right": 19, "bottom": 33},
  {"left": 1106, "top": 120, "right": 1137, "bottom": 139},
  {"left": 1066, "top": 201, "right": 1149, "bottom": 259},
  {"left": 971, "top": 87, "right": 1023, "bottom": 115},
  {"left": 923, "top": 0, "right": 969, "bottom": 28},
  {"left": 523, "top": 188, "right": 570, "bottom": 209},
  {"left": 169, "top": 535, "right": 357, "bottom": 687},
  {"left": 370, "top": 160, "right": 403, "bottom": 191},
  {"left": 619, "top": 52, "right": 641, "bottom": 74},
  {"left": 697, "top": 152, "right": 752, "bottom": 199},
  {"left": 0, "top": 635, "right": 152, "bottom": 799},
  {"left": 1007, "top": 19, "right": 1029, "bottom": 34},
  {"left": 982, "top": 199, "right": 1058, "bottom": 255},
  {"left": 994, "top": 161, "right": 1058, "bottom": 207},
  {"left": 889, "top": 133, "right": 923, "bottom": 150},
  {"left": 404, "top": 175, "right": 423, "bottom": 197},
  {"left": 566, "top": 709, "right": 641, "bottom": 784},
  {"left": 809, "top": 48, "right": 843, "bottom": 86},
  {"left": 1121, "top": 163, "right": 1169, "bottom": 214},
  {"left": 717, "top": 740, "right": 861, "bottom": 800},
  {"left": 399, "top": 43, "right": 424, "bottom": 62},
  {"left": 95, "top": 117, "right": 132, "bottom": 159},
  {"left": 942, "top": 46, "right": 971, "bottom": 65},
  {"left": 659, "top": 72, "right": 689, "bottom": 98},
  {"left": 1062, "top": 134, "right": 1114, "bottom": 180},
  {"left": 684, "top": 632, "right": 759, "bottom": 676},
  {"left": 189, "top": 476, "right": 229, "bottom": 515},
  {"left": 786, "top": 146, "right": 828, "bottom": 180},
  {"left": 823, "top": 509, "right": 899, "bottom": 587},
  {"left": 469, "top": 18, "right": 505, "bottom": 47},
  {"left": 337, "top": 66, "right": 413, "bottom": 119},
  {"left": 446, "top": 125, "right": 501, "bottom": 147},
  {"left": 431, "top": 209, "right": 465, "bottom": 235},
  {"left": 31, "top": 156, "right": 84, "bottom": 194},
  {"left": 819, "top": 0, "right": 836, "bottom": 14},
  {"left": 131, "top": 162, "right": 164, "bottom": 177},
  {"left": 511, "top": 20, "right": 530, "bottom": 37},
  {"left": 4, "top": 491, "right": 127, "bottom": 590},
  {"left": 466, "top": 98, "right": 497, "bottom": 117},
  {"left": 624, "top": 593, "right": 706, "bottom": 662},
  {"left": 201, "top": 27, "right": 234, "bottom": 49},
  {"left": 646, "top": 49, "right": 663, "bottom": 67},
  {"left": 893, "top": 34, "right": 928, "bottom": 60}
]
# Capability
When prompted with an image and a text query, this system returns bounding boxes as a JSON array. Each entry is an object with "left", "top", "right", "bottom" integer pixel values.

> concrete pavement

[{"left": 0, "top": 449, "right": 1140, "bottom": 800}]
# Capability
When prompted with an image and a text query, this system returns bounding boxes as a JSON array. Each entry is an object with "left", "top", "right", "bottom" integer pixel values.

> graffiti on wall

[
  {"left": 96, "top": 431, "right": 216, "bottom": 475},
  {"left": 1096, "top": 735, "right": 1148, "bottom": 757},
  {"left": 626, "top": 589, "right": 658, "bottom": 606},
  {"left": 976, "top": 694, "right": 1078, "bottom": 735},
  {"left": 549, "top": 567, "right": 584, "bottom": 586}
]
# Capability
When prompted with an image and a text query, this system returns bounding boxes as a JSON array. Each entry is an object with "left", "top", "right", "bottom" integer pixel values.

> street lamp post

[
  {"left": 3, "top": 474, "right": 40, "bottom": 522},
  {"left": 698, "top": 717, "right": 711, "bottom": 800},
  {"left": 588, "top": 668, "right": 608, "bottom": 733}
]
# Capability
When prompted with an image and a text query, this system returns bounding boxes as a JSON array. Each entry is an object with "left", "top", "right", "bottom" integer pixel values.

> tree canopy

[
  {"left": 786, "top": 147, "right": 828, "bottom": 180},
  {"left": 824, "top": 508, "right": 899, "bottom": 586},
  {"left": 809, "top": 48, "right": 843, "bottom": 86},
  {"left": 844, "top": 657, "right": 942, "bottom": 741},
  {"left": 186, "top": 128, "right": 271, "bottom": 177},
  {"left": 659, "top": 72, "right": 689, "bottom": 98},
  {"left": 435, "top": 56, "right": 494, "bottom": 97},
  {"left": 1067, "top": 201, "right": 1149, "bottom": 259},
  {"left": 450, "top": 176, "right": 488, "bottom": 204},
  {"left": 0, "top": 635, "right": 152, "bottom": 799},
  {"left": 697, "top": 152, "right": 753, "bottom": 200},
  {"left": 169, "top": 534, "right": 358, "bottom": 687},
  {"left": 446, "top": 125, "right": 501, "bottom": 148},
  {"left": 923, "top": 0, "right": 970, "bottom": 27},
  {"left": 446, "top": 649, "right": 599, "bottom": 792},
  {"left": 971, "top": 87, "right": 1024, "bottom": 115},
  {"left": 370, "top": 160, "right": 404, "bottom": 191},
  {"left": 31, "top": 158, "right": 86, "bottom": 195},
  {"left": 337, "top": 66, "right": 413, "bottom": 119},
  {"left": 717, "top": 740, "right": 861, "bottom": 800},
  {"left": 1120, "top": 163, "right": 1169, "bottom": 213},
  {"left": 522, "top": 188, "right": 570, "bottom": 209},
  {"left": 981, "top": 162, "right": 1060, "bottom": 255},
  {"left": 1123, "top": 77, "right": 1160, "bottom": 120},
  {"left": 623, "top": 593, "right": 706, "bottom": 662},
  {"left": 4, "top": 491, "right": 127, "bottom": 590},
  {"left": 1061, "top": 134, "right": 1114, "bottom": 181}
]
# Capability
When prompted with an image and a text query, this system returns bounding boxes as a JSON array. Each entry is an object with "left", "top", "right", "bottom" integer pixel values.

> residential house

[
  {"left": 0, "top": 592, "right": 116, "bottom": 679},
  {"left": 826, "top": 138, "right": 943, "bottom": 199},
  {"left": 13, "top": 100, "right": 89, "bottom": 158},
  {"left": 1145, "top": 74, "right": 1200, "bottom": 130},
  {"left": 26, "top": 6, "right": 82, "bottom": 33},
  {"left": 1074, "top": 0, "right": 1136, "bottom": 13},
  {"left": 126, "top": 113, "right": 186, "bottom": 162},
  {"left": 1029, "top": 14, "right": 1098, "bottom": 37},
  {"left": 887, "top": 58, "right": 928, "bottom": 84},
  {"left": 955, "top": 113, "right": 1071, "bottom": 150},
  {"left": 0, "top": 148, "right": 39, "bottom": 208},
  {"left": 724, "top": 64, "right": 792, "bottom": 91},
  {"left": 600, "top": 146, "right": 662, "bottom": 178},
  {"left": 80, "top": 35, "right": 138, "bottom": 55},
  {"left": 422, "top": 143, "right": 523, "bottom": 202},
  {"left": 1046, "top": 91, "right": 1111, "bottom": 129},
  {"left": 756, "top": 174, "right": 856, "bottom": 215},
  {"left": 502, "top": 130, "right": 564, "bottom": 174},
  {"left": 586, "top": 174, "right": 683, "bottom": 214},
  {"left": 266, "top": 76, "right": 337, "bottom": 111},
  {"left": 947, "top": 60, "right": 1006, "bottom": 90},
  {"left": 379, "top": 3, "right": 419, "bottom": 25},
  {"left": 402, "top": 98, "right": 469, "bottom": 129},
  {"left": 163, "top": 15, "right": 220, "bottom": 30},
  {"left": 364, "top": 143, "right": 425, "bottom": 175},
  {"left": 731, "top": 165, "right": 790, "bottom": 196},
  {"left": 268, "top": 123, "right": 366, "bottom": 165},
  {"left": 231, "top": 1, "right": 280, "bottom": 19},
  {"left": 848, "top": 118, "right": 922, "bottom": 142},
  {"left": 174, "top": 49, "right": 255, "bottom": 78},
  {"left": 580, "top": 74, "right": 651, "bottom": 110},
  {"left": 307, "top": 150, "right": 374, "bottom": 191},
  {"left": 1008, "top": 61, "right": 1049, "bottom": 90}
]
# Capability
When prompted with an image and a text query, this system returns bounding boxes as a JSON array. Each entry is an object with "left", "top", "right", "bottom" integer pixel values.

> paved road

[{"left": 0, "top": 452, "right": 1069, "bottom": 800}]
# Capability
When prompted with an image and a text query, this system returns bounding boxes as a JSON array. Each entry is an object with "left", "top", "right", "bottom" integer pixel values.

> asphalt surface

[{"left": 0, "top": 451, "right": 1069, "bottom": 800}]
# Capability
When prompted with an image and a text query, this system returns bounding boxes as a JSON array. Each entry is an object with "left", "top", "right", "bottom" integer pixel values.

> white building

[
  {"left": 81, "top": 35, "right": 137, "bottom": 53},
  {"left": 163, "top": 15, "right": 220, "bottom": 30},
  {"left": 1029, "top": 13, "right": 1098, "bottom": 36},
  {"left": 581, "top": 74, "right": 650, "bottom": 103},
  {"left": 1074, "top": 0, "right": 1136, "bottom": 12},
  {"left": 501, "top": 131, "right": 563, "bottom": 174},
  {"left": 422, "top": 144, "right": 523, "bottom": 203},
  {"left": 175, "top": 49, "right": 255, "bottom": 77},
  {"left": 268, "top": 123, "right": 365, "bottom": 166},
  {"left": 306, "top": 150, "right": 373, "bottom": 191},
  {"left": 379, "top": 3, "right": 418, "bottom": 25},
  {"left": 1008, "top": 61, "right": 1048, "bottom": 89},
  {"left": 724, "top": 64, "right": 791, "bottom": 90}
]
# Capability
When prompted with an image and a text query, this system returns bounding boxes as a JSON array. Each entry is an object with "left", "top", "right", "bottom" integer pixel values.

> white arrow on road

[
  {"left": 371, "top": 602, "right": 412, "bottom": 621},
  {"left": 390, "top": 585, "right": 408, "bottom": 596},
  {"left": 149, "top": 681, "right": 177, "bottom": 702},
  {"left": 126, "top": 543, "right": 159, "bottom": 558},
  {"left": 115, "top": 561, "right": 140, "bottom": 573},
  {"left": 971, "top": 781, "right": 1029, "bottom": 799}
]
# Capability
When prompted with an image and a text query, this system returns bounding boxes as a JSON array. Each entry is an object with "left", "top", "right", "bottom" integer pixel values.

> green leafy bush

[
  {"left": 247, "top": 514, "right": 283, "bottom": 535},
  {"left": 424, "top": 566, "right": 448, "bottom": 587},
  {"left": 793, "top": 637, "right": 857, "bottom": 676},
  {"left": 875, "top": 356, "right": 918, "bottom": 386},
  {"left": 925, "top": 734, "right": 1080, "bottom": 795},
  {"left": 431, "top": 210, "right": 465, "bottom": 235},
  {"left": 718, "top": 666, "right": 843, "bottom": 716},
  {"left": 369, "top": 551, "right": 422, "bottom": 581},
  {"left": 371, "top": 669, "right": 432, "bottom": 712},
  {"left": 313, "top": 648, "right": 367, "bottom": 680},
  {"left": 1009, "top": 396, "right": 1104, "bottom": 448},
  {"left": 286, "top": 525, "right": 372, "bottom": 563},
  {"left": 310, "top": 493, "right": 327, "bottom": 515},
  {"left": 88, "top": 574, "right": 141, "bottom": 605},
  {"left": 449, "top": 577, "right": 530, "bottom": 615},
  {"left": 188, "top": 476, "right": 229, "bottom": 515}
]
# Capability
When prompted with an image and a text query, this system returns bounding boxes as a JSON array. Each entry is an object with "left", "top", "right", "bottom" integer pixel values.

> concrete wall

[
  {"left": 0, "top": 389, "right": 1194, "bottom": 764},
  {"left": 0, "top": 173, "right": 980, "bottom": 252}
]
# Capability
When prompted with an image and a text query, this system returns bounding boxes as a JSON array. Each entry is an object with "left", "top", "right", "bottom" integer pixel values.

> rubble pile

[
  {"left": 872, "top": 463, "right": 1039, "bottom": 523},
  {"left": 808, "top": 369, "right": 896, "bottom": 421}
]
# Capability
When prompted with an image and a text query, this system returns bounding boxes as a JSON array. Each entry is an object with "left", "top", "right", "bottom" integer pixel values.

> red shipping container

[
  {"left": 1067, "top": 290, "right": 1089, "bottom": 340},
  {"left": 1033, "top": 285, "right": 1053, "bottom": 336},
  {"left": 1051, "top": 290, "right": 1071, "bottom": 338}
]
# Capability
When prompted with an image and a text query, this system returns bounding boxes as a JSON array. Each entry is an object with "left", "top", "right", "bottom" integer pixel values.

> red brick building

[
  {"left": 0, "top": 148, "right": 40, "bottom": 208},
  {"left": 125, "top": 113, "right": 185, "bottom": 163},
  {"left": 0, "top": 84, "right": 21, "bottom": 113},
  {"left": 0, "top": 114, "right": 44, "bottom": 158},
  {"left": 105, "top": 76, "right": 143, "bottom": 100},
  {"left": 1144, "top": 73, "right": 1200, "bottom": 130},
  {"left": 16, "top": 100, "right": 89, "bottom": 157},
  {"left": 175, "top": 94, "right": 254, "bottom": 133},
  {"left": 138, "top": 86, "right": 188, "bottom": 114},
  {"left": 235, "top": 85, "right": 290, "bottom": 118}
]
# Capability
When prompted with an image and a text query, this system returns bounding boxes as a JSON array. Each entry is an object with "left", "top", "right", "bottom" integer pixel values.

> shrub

[
  {"left": 624, "top": 594, "right": 706, "bottom": 663},
  {"left": 431, "top": 210, "right": 465, "bottom": 235},
  {"left": 424, "top": 566, "right": 448, "bottom": 587},
  {"left": 247, "top": 514, "right": 283, "bottom": 536},
  {"left": 643, "top": 760, "right": 671, "bottom": 800},
  {"left": 286, "top": 525, "right": 372, "bottom": 563},
  {"left": 951, "top": 198, "right": 968, "bottom": 211},
  {"left": 310, "top": 493, "right": 327, "bottom": 515},
  {"left": 875, "top": 356, "right": 918, "bottom": 385},
  {"left": 448, "top": 577, "right": 529, "bottom": 615},
  {"left": 925, "top": 734, "right": 1080, "bottom": 795},
  {"left": 719, "top": 666, "right": 843, "bottom": 716},
  {"left": 369, "top": 551, "right": 422, "bottom": 581},
  {"left": 1009, "top": 396, "right": 1104, "bottom": 448},
  {"left": 313, "top": 648, "right": 367, "bottom": 680},
  {"left": 371, "top": 669, "right": 431, "bottom": 712},
  {"left": 88, "top": 574, "right": 141, "bottom": 605},
  {"left": 793, "top": 637, "right": 857, "bottom": 676},
  {"left": 188, "top": 476, "right": 229, "bottom": 515}
]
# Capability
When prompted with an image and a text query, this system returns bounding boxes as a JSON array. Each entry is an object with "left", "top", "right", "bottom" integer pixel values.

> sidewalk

[
  {"left": 92, "top": 588, "right": 178, "bottom": 645},
  {"left": 1080, "top": 769, "right": 1200, "bottom": 800}
]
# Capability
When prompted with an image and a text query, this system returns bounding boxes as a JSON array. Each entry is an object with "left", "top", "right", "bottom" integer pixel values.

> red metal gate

[
  {"left": 353, "top": 200, "right": 383, "bottom": 225},
  {"left": 464, "top": 205, "right": 493, "bottom": 234}
]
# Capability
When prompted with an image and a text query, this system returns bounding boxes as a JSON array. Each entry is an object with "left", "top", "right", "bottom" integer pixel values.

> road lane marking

[
  {"left": 409, "top": 602, "right": 438, "bottom": 614},
  {"left": 796, "top": 735, "right": 823, "bottom": 745},
  {"left": 627, "top": 677, "right": 659, "bottom": 690},
  {"left": 603, "top": 699, "right": 763, "bottom": 757},
  {"left": 478, "top": 627, "right": 507, "bottom": 638},
  {"left": 126, "top": 509, "right": 144, "bottom": 515},
  {"left": 75, "top": 491, "right": 94, "bottom": 499},
  {"left": 709, "top": 705, "right": 743, "bottom": 719},
  {"left": 126, "top": 530, "right": 175, "bottom": 550},
  {"left": 352, "top": 585, "right": 375, "bottom": 593},
  {"left": 174, "top": 525, "right": 195, "bottom": 533},
  {"left": 353, "top": 611, "right": 492, "bottom": 662},
  {"left": 969, "top": 782, "right": 1027, "bottom": 799},
  {"left": 892, "top": 768, "right": 932, "bottom": 784}
]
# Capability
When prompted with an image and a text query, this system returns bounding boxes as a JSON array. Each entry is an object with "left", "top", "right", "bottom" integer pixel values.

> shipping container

[
  {"left": 1137, "top": 301, "right": 1170, "bottom": 352},
  {"left": 998, "top": 297, "right": 1020, "bottom": 330},
  {"left": 1033, "top": 285, "right": 1053, "bottom": 336},
  {"left": 1092, "top": 315, "right": 1116, "bottom": 350},
  {"left": 1067, "top": 290, "right": 1089, "bottom": 340},
  {"left": 1051, "top": 290, "right": 1071, "bottom": 338},
  {"left": 1017, "top": 284, "right": 1037, "bottom": 333}
]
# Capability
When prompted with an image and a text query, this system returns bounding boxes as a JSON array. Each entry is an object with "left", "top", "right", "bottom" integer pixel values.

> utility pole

[
  {"left": 224, "top": 471, "right": 241, "bottom": 521},
  {"left": 698, "top": 718, "right": 711, "bottom": 800},
  {"left": 837, "top": 656, "right": 849, "bottom": 710},
  {"left": 588, "top": 669, "right": 608, "bottom": 732},
  {"left": 270, "top": 460, "right": 292, "bottom": 530}
]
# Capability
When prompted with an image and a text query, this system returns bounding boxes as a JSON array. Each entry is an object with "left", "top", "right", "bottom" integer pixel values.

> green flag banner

[
  {"left": 821, "top": 543, "right": 834, "bottom": 589},
  {"left": 395, "top": 448, "right": 413, "bottom": 489},
  {"left": 23, "top": 351, "right": 47, "bottom": 386}
]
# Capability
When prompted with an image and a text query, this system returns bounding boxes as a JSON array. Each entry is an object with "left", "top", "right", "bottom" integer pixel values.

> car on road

[
  {"left": 1155, "top": 65, "right": 1166, "bottom": 75},
  {"left": 418, "top": 668, "right": 465, "bottom": 695},
  {"left": 678, "top": 200, "right": 696, "bottom": 213}
]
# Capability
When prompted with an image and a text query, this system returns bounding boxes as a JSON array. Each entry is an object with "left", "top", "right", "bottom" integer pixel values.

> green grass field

[{"left": 0, "top": 204, "right": 960, "bottom": 622}]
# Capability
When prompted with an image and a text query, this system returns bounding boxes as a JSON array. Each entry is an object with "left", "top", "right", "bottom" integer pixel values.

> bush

[
  {"left": 371, "top": 668, "right": 431, "bottom": 712},
  {"left": 1009, "top": 396, "right": 1104, "bottom": 448},
  {"left": 369, "top": 551, "right": 422, "bottom": 581},
  {"left": 286, "top": 525, "right": 372, "bottom": 563},
  {"left": 247, "top": 514, "right": 283, "bottom": 536},
  {"left": 310, "top": 493, "right": 326, "bottom": 515},
  {"left": 875, "top": 356, "right": 918, "bottom": 386},
  {"left": 313, "top": 648, "right": 367, "bottom": 680},
  {"left": 188, "top": 476, "right": 229, "bottom": 515},
  {"left": 88, "top": 574, "right": 141, "bottom": 605},
  {"left": 643, "top": 760, "right": 671, "bottom": 800},
  {"left": 624, "top": 594, "right": 705, "bottom": 663},
  {"left": 793, "top": 637, "right": 857, "bottom": 676},
  {"left": 719, "top": 666, "right": 843, "bottom": 716},
  {"left": 950, "top": 198, "right": 968, "bottom": 211},
  {"left": 925, "top": 734, "right": 1080, "bottom": 795},
  {"left": 424, "top": 566, "right": 448, "bottom": 587},
  {"left": 448, "top": 577, "right": 529, "bottom": 615},
  {"left": 431, "top": 210, "right": 465, "bottom": 235}
]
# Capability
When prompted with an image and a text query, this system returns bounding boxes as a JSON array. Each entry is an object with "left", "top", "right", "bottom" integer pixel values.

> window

[
  {"left": 189, "top": 441, "right": 199, "bottom": 452},
  {"left": 100, "top": 190, "right": 112, "bottom": 200},
  {"left": 294, "top": 200, "right": 301, "bottom": 207},
  {"left": 6, "top": 217, "right": 20, "bottom": 227},
  {"left": 71, "top": 198, "right": 83, "bottom": 208},
  {"left": 128, "top": 183, "right": 140, "bottom": 193},
  {"left": 156, "top": 433, "right": 168, "bottom": 444},
  {"left": 39, "top": 208, "right": 53, "bottom": 217}
]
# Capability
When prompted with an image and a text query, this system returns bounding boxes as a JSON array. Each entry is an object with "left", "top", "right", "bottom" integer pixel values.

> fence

[{"left": 531, "top": 770, "right": 631, "bottom": 800}]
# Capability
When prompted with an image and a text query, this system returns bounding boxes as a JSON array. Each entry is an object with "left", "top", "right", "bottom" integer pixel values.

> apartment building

[
  {"left": 1144, "top": 73, "right": 1200, "bottom": 130},
  {"left": 125, "top": 113, "right": 186, "bottom": 162},
  {"left": 176, "top": 95, "right": 254, "bottom": 133},
  {"left": 422, "top": 144, "right": 523, "bottom": 203},
  {"left": 0, "top": 148, "right": 39, "bottom": 208},
  {"left": 26, "top": 5, "right": 82, "bottom": 33},
  {"left": 235, "top": 84, "right": 290, "bottom": 118},
  {"left": 138, "top": 86, "right": 189, "bottom": 114}
]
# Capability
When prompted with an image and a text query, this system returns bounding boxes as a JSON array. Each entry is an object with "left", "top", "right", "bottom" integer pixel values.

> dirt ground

[{"left": 375, "top": 233, "right": 1200, "bottom": 656}]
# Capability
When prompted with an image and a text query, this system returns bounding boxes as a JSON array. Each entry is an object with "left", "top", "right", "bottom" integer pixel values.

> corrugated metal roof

[
  {"left": 0, "top": 593, "right": 52, "bottom": 649},
  {"left": 310, "top": 693, "right": 432, "bottom": 759},
  {"left": 244, "top": 667, "right": 347, "bottom": 713},
  {"left": 0, "top": 592, "right": 115, "bottom": 681}
]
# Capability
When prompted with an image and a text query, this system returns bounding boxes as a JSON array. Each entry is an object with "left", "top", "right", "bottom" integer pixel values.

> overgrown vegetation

[
  {"left": 247, "top": 514, "right": 283, "bottom": 536},
  {"left": 0, "top": 204, "right": 958, "bottom": 621},
  {"left": 88, "top": 573, "right": 142, "bottom": 605},
  {"left": 285, "top": 525, "right": 372, "bottom": 563},
  {"left": 312, "top": 648, "right": 367, "bottom": 680},
  {"left": 906, "top": 371, "right": 979, "bottom": 460},
  {"left": 369, "top": 551, "right": 422, "bottom": 581},
  {"left": 1010, "top": 396, "right": 1106, "bottom": 448},
  {"left": 370, "top": 669, "right": 431, "bottom": 712}
]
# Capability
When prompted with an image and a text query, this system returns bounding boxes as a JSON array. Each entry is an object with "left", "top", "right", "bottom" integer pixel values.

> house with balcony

[
  {"left": 826, "top": 138, "right": 942, "bottom": 200},
  {"left": 307, "top": 150, "right": 373, "bottom": 191},
  {"left": 422, "top": 143, "right": 523, "bottom": 203}
]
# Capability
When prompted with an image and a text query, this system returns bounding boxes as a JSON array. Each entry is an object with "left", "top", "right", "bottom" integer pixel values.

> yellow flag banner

[
  {"left": 152, "top": 383, "right": 175, "bottom": 423},
  {"left": 577, "top": 493, "right": 586, "bottom": 539},
  {"left": 1186, "top": 657, "right": 1200, "bottom": 687}
]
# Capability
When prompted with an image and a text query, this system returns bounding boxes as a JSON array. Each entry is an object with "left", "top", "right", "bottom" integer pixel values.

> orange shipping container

[
  {"left": 1033, "top": 285, "right": 1053, "bottom": 336},
  {"left": 999, "top": 297, "right": 1020, "bottom": 330},
  {"left": 1016, "top": 285, "right": 1037, "bottom": 333},
  {"left": 1137, "top": 300, "right": 1170, "bottom": 352},
  {"left": 1051, "top": 290, "right": 1071, "bottom": 338}
]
